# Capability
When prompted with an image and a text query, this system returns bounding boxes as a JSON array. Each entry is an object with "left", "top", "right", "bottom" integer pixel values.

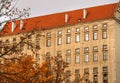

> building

[{"left": 0, "top": 2, "right": 120, "bottom": 83}]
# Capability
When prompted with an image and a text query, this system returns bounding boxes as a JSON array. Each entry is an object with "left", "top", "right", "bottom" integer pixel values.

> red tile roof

[{"left": 0, "top": 3, "right": 117, "bottom": 36}]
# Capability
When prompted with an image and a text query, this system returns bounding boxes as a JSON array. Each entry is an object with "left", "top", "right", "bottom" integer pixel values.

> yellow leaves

[{"left": 0, "top": 55, "right": 69, "bottom": 83}]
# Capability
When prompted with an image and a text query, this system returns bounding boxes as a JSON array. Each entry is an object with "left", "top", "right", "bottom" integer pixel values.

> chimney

[
  {"left": 12, "top": 21, "right": 16, "bottom": 32},
  {"left": 65, "top": 13, "right": 68, "bottom": 23},
  {"left": 20, "top": 20, "right": 24, "bottom": 30},
  {"left": 83, "top": 9, "right": 87, "bottom": 19}
]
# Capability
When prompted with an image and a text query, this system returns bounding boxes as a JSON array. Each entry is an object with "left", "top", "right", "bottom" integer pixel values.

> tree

[
  {"left": 0, "top": 0, "right": 30, "bottom": 27},
  {"left": 0, "top": 55, "right": 69, "bottom": 83},
  {"left": 0, "top": 55, "right": 52, "bottom": 83},
  {"left": 0, "top": 0, "right": 31, "bottom": 58}
]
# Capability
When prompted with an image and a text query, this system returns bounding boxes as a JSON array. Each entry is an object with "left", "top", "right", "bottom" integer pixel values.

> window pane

[
  {"left": 84, "top": 47, "right": 89, "bottom": 52},
  {"left": 93, "top": 46, "right": 98, "bottom": 51},
  {"left": 84, "top": 54, "right": 89, "bottom": 62},
  {"left": 85, "top": 33, "right": 89, "bottom": 41},
  {"left": 58, "top": 37, "right": 62, "bottom": 45},
  {"left": 76, "top": 28, "right": 80, "bottom": 32},
  {"left": 58, "top": 30, "right": 62, "bottom": 35},
  {"left": 67, "top": 29, "right": 71, "bottom": 33},
  {"left": 93, "top": 53, "right": 98, "bottom": 61},
  {"left": 102, "top": 30, "right": 107, "bottom": 39},
  {"left": 46, "top": 52, "right": 50, "bottom": 62},
  {"left": 66, "top": 35, "right": 71, "bottom": 44},
  {"left": 75, "top": 34, "right": 80, "bottom": 42},
  {"left": 93, "top": 32, "right": 98, "bottom": 40},
  {"left": 75, "top": 55, "right": 80, "bottom": 63},
  {"left": 36, "top": 53, "right": 40, "bottom": 61},
  {"left": 46, "top": 39, "right": 51, "bottom": 47},
  {"left": 103, "top": 52, "right": 107, "bottom": 60}
]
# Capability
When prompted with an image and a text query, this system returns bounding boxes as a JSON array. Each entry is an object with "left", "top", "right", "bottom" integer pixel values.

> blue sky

[{"left": 15, "top": 0, "right": 119, "bottom": 17}]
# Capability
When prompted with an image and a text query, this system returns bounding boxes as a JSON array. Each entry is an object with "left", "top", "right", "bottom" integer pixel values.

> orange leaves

[{"left": 0, "top": 55, "right": 69, "bottom": 83}]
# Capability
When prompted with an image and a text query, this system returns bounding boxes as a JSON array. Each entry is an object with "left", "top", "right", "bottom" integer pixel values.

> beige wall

[
  {"left": 0, "top": 18, "right": 117, "bottom": 83},
  {"left": 114, "top": 21, "right": 120, "bottom": 83}
]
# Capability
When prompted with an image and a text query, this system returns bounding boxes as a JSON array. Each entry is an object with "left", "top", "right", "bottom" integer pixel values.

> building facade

[{"left": 0, "top": 2, "right": 120, "bottom": 83}]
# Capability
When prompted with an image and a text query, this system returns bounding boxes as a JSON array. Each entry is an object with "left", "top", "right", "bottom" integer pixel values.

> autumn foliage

[{"left": 0, "top": 55, "right": 69, "bottom": 83}]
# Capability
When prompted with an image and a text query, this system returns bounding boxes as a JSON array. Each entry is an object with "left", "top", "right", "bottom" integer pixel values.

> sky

[{"left": 16, "top": 0, "right": 119, "bottom": 18}]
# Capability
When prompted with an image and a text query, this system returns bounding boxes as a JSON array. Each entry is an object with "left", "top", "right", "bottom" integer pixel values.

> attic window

[
  {"left": 21, "top": 27, "right": 25, "bottom": 30},
  {"left": 77, "top": 19, "right": 81, "bottom": 22}
]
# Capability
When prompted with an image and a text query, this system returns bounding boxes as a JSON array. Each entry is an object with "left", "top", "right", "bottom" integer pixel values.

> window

[
  {"left": 46, "top": 32, "right": 51, "bottom": 36},
  {"left": 103, "top": 51, "right": 107, "bottom": 61},
  {"left": 75, "top": 69, "right": 80, "bottom": 83},
  {"left": 93, "top": 67, "right": 98, "bottom": 83},
  {"left": 93, "top": 46, "right": 98, "bottom": 51},
  {"left": 36, "top": 34, "right": 40, "bottom": 39},
  {"left": 84, "top": 33, "right": 89, "bottom": 41},
  {"left": 57, "top": 50, "right": 62, "bottom": 56},
  {"left": 57, "top": 31, "right": 62, "bottom": 45},
  {"left": 67, "top": 29, "right": 71, "bottom": 33},
  {"left": 36, "top": 34, "right": 40, "bottom": 49},
  {"left": 103, "top": 67, "right": 108, "bottom": 83},
  {"left": 84, "top": 47, "right": 89, "bottom": 53},
  {"left": 36, "top": 53, "right": 40, "bottom": 61},
  {"left": 66, "top": 70, "right": 71, "bottom": 83},
  {"left": 46, "top": 52, "right": 50, "bottom": 62},
  {"left": 103, "top": 23, "right": 107, "bottom": 29},
  {"left": 93, "top": 31, "right": 98, "bottom": 40},
  {"left": 93, "top": 25, "right": 98, "bottom": 29},
  {"left": 36, "top": 40, "right": 40, "bottom": 49},
  {"left": 46, "top": 32, "right": 51, "bottom": 47},
  {"left": 75, "top": 48, "right": 80, "bottom": 64},
  {"left": 75, "top": 48, "right": 80, "bottom": 54},
  {"left": 46, "top": 39, "right": 51, "bottom": 47},
  {"left": 84, "top": 27, "right": 89, "bottom": 30},
  {"left": 13, "top": 38, "right": 17, "bottom": 47},
  {"left": 102, "top": 23, "right": 107, "bottom": 39},
  {"left": 93, "top": 67, "right": 98, "bottom": 74},
  {"left": 102, "top": 45, "right": 107, "bottom": 61},
  {"left": 84, "top": 68, "right": 89, "bottom": 82},
  {"left": 103, "top": 45, "right": 107, "bottom": 50},
  {"left": 93, "top": 46, "right": 98, "bottom": 61},
  {"left": 57, "top": 37, "right": 62, "bottom": 45},
  {"left": 93, "top": 53, "right": 98, "bottom": 61},
  {"left": 75, "top": 55, "right": 80, "bottom": 64},
  {"left": 102, "top": 30, "right": 107, "bottom": 39},
  {"left": 66, "top": 35, "right": 71, "bottom": 44},
  {"left": 66, "top": 49, "right": 71, "bottom": 64},
  {"left": 66, "top": 56, "right": 71, "bottom": 64},
  {"left": 20, "top": 41, "right": 24, "bottom": 52},
  {"left": 58, "top": 30, "right": 62, "bottom": 35},
  {"left": 84, "top": 47, "right": 89, "bottom": 62},
  {"left": 75, "top": 34, "right": 80, "bottom": 43},
  {"left": 66, "top": 49, "right": 71, "bottom": 55},
  {"left": 27, "top": 42, "right": 32, "bottom": 50},
  {"left": 84, "top": 54, "right": 89, "bottom": 62},
  {"left": 76, "top": 28, "right": 80, "bottom": 32}
]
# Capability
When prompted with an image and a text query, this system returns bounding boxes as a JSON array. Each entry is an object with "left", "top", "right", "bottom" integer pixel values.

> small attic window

[
  {"left": 77, "top": 19, "right": 81, "bottom": 22},
  {"left": 21, "top": 27, "right": 25, "bottom": 30}
]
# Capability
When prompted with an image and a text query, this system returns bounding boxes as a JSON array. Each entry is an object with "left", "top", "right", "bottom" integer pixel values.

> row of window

[
  {"left": 45, "top": 45, "right": 108, "bottom": 63},
  {"left": 46, "top": 24, "right": 107, "bottom": 47},
  {"left": 0, "top": 23, "right": 107, "bottom": 48},
  {"left": 66, "top": 66, "right": 108, "bottom": 83}
]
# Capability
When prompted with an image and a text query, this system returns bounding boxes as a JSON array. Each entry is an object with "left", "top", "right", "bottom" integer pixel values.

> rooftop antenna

[
  {"left": 83, "top": 9, "right": 87, "bottom": 19},
  {"left": 12, "top": 21, "right": 16, "bottom": 32},
  {"left": 65, "top": 13, "right": 68, "bottom": 23}
]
